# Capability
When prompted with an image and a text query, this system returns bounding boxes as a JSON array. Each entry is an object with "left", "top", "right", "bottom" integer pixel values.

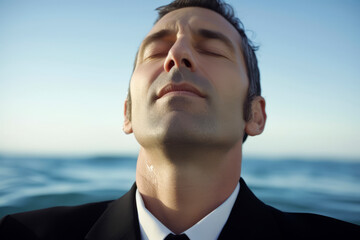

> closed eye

[
  {"left": 142, "top": 40, "right": 172, "bottom": 61},
  {"left": 144, "top": 52, "right": 168, "bottom": 60},
  {"left": 197, "top": 48, "right": 227, "bottom": 58}
]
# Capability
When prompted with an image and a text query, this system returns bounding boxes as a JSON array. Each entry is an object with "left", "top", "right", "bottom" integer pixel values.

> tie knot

[{"left": 164, "top": 233, "right": 190, "bottom": 240}]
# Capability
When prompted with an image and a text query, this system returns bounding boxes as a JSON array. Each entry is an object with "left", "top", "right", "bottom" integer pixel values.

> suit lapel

[
  {"left": 85, "top": 183, "right": 141, "bottom": 240},
  {"left": 218, "top": 178, "right": 281, "bottom": 239}
]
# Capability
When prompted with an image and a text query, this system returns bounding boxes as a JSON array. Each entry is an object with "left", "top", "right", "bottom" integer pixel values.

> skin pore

[{"left": 123, "top": 7, "right": 266, "bottom": 234}]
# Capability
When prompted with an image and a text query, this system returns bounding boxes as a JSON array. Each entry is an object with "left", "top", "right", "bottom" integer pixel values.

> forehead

[{"left": 146, "top": 7, "right": 241, "bottom": 43}]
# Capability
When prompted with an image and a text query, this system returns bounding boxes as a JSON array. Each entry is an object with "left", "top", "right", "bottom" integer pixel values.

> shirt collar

[
  {"left": 136, "top": 183, "right": 240, "bottom": 240},
  {"left": 136, "top": 189, "right": 170, "bottom": 240}
]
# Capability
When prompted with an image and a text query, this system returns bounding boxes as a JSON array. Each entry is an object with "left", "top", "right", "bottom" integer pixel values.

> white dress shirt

[{"left": 136, "top": 182, "right": 240, "bottom": 240}]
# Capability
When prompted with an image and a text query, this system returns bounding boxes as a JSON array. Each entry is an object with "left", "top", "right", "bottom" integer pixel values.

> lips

[{"left": 157, "top": 83, "right": 206, "bottom": 99}]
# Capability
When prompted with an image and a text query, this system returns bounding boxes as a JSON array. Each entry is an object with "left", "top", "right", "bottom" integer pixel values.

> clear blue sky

[{"left": 0, "top": 0, "right": 359, "bottom": 159}]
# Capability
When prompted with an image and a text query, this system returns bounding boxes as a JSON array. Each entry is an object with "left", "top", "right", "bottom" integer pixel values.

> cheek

[
  {"left": 133, "top": 61, "right": 164, "bottom": 84},
  {"left": 130, "top": 62, "right": 163, "bottom": 99},
  {"left": 201, "top": 61, "right": 248, "bottom": 100},
  {"left": 204, "top": 62, "right": 248, "bottom": 124},
  {"left": 129, "top": 62, "right": 165, "bottom": 124}
]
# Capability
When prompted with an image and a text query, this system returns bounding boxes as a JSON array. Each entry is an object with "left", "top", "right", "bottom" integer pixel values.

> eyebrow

[
  {"left": 197, "top": 28, "right": 236, "bottom": 53},
  {"left": 139, "top": 28, "right": 236, "bottom": 59}
]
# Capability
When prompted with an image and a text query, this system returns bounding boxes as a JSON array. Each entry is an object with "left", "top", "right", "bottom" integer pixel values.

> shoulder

[
  {"left": 270, "top": 205, "right": 360, "bottom": 238},
  {"left": 235, "top": 178, "right": 360, "bottom": 239},
  {"left": 0, "top": 200, "right": 112, "bottom": 240}
]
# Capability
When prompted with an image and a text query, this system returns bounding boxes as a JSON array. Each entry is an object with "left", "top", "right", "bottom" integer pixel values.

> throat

[{"left": 135, "top": 142, "right": 242, "bottom": 234}]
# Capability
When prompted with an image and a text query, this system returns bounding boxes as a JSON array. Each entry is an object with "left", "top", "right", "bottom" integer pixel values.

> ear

[
  {"left": 123, "top": 99, "right": 133, "bottom": 134},
  {"left": 245, "top": 96, "right": 267, "bottom": 137}
]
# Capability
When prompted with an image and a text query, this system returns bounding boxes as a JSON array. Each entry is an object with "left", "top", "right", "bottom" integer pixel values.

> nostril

[
  {"left": 183, "top": 59, "right": 192, "bottom": 68},
  {"left": 167, "top": 60, "right": 175, "bottom": 70}
]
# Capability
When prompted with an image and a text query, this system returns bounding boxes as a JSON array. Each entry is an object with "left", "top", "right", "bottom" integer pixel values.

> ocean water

[{"left": 0, "top": 155, "right": 359, "bottom": 225}]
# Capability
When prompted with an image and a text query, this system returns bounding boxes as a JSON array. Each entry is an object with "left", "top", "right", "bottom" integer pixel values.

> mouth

[{"left": 156, "top": 83, "right": 206, "bottom": 99}]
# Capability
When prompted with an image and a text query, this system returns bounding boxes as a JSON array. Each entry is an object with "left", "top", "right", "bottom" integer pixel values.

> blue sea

[{"left": 0, "top": 155, "right": 359, "bottom": 225}]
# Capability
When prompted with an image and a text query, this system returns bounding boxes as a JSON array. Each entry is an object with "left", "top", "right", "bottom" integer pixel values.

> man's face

[{"left": 125, "top": 7, "right": 249, "bottom": 150}]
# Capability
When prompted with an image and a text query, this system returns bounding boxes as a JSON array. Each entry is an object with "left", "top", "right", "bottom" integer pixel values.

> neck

[{"left": 135, "top": 141, "right": 242, "bottom": 234}]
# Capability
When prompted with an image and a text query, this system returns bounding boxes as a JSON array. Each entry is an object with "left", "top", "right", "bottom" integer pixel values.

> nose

[{"left": 163, "top": 37, "right": 196, "bottom": 72}]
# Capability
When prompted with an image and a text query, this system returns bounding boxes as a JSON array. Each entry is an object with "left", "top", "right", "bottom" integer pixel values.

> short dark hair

[{"left": 126, "top": 0, "right": 261, "bottom": 143}]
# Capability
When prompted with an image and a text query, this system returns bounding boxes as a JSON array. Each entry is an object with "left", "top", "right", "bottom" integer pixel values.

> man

[{"left": 0, "top": 0, "right": 359, "bottom": 239}]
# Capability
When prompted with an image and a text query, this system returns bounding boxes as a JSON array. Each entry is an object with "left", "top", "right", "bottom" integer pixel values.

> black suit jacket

[{"left": 0, "top": 178, "right": 359, "bottom": 239}]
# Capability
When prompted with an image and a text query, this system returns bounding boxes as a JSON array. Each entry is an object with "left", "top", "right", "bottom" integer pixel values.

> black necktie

[{"left": 164, "top": 233, "right": 190, "bottom": 240}]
